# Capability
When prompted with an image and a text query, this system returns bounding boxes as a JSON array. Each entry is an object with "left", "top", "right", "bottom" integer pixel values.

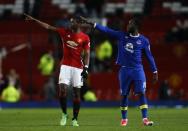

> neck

[
  {"left": 130, "top": 31, "right": 139, "bottom": 36},
  {"left": 71, "top": 28, "right": 80, "bottom": 33}
]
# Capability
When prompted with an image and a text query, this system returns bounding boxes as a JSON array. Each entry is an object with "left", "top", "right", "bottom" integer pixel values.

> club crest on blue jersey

[
  {"left": 136, "top": 40, "right": 142, "bottom": 45},
  {"left": 124, "top": 43, "right": 134, "bottom": 53}
]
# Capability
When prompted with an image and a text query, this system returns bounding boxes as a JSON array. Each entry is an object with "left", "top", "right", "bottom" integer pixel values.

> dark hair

[{"left": 70, "top": 15, "right": 81, "bottom": 22}]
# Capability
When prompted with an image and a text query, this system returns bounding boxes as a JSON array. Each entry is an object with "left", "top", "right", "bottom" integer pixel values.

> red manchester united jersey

[{"left": 57, "top": 27, "right": 90, "bottom": 69}]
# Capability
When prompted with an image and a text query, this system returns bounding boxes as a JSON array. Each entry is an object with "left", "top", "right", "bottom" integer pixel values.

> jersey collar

[{"left": 129, "top": 33, "right": 140, "bottom": 37}]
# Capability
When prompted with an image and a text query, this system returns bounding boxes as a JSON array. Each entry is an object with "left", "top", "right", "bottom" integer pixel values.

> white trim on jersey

[{"left": 130, "top": 33, "right": 140, "bottom": 37}]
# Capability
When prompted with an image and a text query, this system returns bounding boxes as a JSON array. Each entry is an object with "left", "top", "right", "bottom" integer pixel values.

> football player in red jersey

[{"left": 24, "top": 14, "right": 90, "bottom": 127}]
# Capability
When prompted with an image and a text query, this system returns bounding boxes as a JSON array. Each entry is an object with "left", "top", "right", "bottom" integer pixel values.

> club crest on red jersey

[{"left": 66, "top": 41, "right": 78, "bottom": 49}]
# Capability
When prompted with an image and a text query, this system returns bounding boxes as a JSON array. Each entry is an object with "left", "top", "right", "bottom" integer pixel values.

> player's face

[
  {"left": 70, "top": 18, "right": 81, "bottom": 32},
  {"left": 127, "top": 19, "right": 137, "bottom": 34}
]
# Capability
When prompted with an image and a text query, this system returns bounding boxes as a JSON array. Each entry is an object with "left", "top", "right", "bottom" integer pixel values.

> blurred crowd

[
  {"left": 158, "top": 79, "right": 184, "bottom": 101},
  {"left": 0, "top": 0, "right": 187, "bottom": 102},
  {"left": 165, "top": 19, "right": 188, "bottom": 43},
  {"left": 0, "top": 68, "right": 21, "bottom": 103}
]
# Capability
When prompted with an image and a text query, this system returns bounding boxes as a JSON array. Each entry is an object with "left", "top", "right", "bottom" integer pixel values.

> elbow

[{"left": 46, "top": 25, "right": 50, "bottom": 30}]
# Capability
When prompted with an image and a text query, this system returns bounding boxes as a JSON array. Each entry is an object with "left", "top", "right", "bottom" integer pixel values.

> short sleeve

[
  {"left": 83, "top": 35, "right": 90, "bottom": 50},
  {"left": 57, "top": 27, "right": 66, "bottom": 36}
]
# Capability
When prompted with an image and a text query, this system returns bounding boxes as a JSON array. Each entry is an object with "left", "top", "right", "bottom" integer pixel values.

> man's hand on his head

[{"left": 79, "top": 16, "right": 94, "bottom": 26}]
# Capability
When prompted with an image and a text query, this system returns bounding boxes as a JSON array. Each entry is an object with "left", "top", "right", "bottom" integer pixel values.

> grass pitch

[{"left": 0, "top": 107, "right": 188, "bottom": 131}]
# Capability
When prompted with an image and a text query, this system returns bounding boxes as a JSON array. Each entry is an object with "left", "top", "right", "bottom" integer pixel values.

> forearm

[
  {"left": 144, "top": 44, "right": 157, "bottom": 72},
  {"left": 95, "top": 24, "right": 111, "bottom": 34},
  {"left": 83, "top": 50, "right": 90, "bottom": 67},
  {"left": 94, "top": 23, "right": 120, "bottom": 38},
  {"left": 32, "top": 18, "right": 56, "bottom": 31},
  {"left": 32, "top": 18, "right": 49, "bottom": 29},
  {"left": 147, "top": 55, "right": 157, "bottom": 73}
]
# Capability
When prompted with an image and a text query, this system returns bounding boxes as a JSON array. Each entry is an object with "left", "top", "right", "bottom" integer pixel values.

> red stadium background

[{"left": 0, "top": 0, "right": 188, "bottom": 102}]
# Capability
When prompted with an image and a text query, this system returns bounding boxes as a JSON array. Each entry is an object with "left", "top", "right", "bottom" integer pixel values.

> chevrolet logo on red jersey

[{"left": 66, "top": 41, "right": 78, "bottom": 49}]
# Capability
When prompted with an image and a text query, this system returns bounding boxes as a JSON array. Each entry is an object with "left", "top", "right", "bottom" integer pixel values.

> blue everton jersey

[{"left": 95, "top": 24, "right": 157, "bottom": 72}]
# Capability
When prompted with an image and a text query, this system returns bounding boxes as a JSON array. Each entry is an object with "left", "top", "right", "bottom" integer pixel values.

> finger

[
  {"left": 23, "top": 13, "right": 30, "bottom": 17},
  {"left": 24, "top": 13, "right": 33, "bottom": 19}
]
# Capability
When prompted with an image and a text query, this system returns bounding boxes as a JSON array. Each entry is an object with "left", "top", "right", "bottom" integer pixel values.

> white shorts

[{"left": 58, "top": 65, "right": 83, "bottom": 88}]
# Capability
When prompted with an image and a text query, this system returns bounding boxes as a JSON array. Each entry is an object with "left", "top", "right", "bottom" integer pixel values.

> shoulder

[
  {"left": 57, "top": 27, "right": 69, "bottom": 33},
  {"left": 140, "top": 34, "right": 148, "bottom": 40},
  {"left": 80, "top": 32, "right": 90, "bottom": 40},
  {"left": 139, "top": 34, "right": 150, "bottom": 44},
  {"left": 124, "top": 32, "right": 129, "bottom": 36}
]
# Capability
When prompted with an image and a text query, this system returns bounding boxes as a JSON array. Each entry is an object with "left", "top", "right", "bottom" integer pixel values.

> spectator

[
  {"left": 38, "top": 50, "right": 55, "bottom": 76},
  {"left": 0, "top": 44, "right": 27, "bottom": 80},
  {"left": 23, "top": 0, "right": 30, "bottom": 15},
  {"left": 1, "top": 85, "right": 20, "bottom": 102},
  {"left": 32, "top": 0, "right": 43, "bottom": 18},
  {"left": 6, "top": 69, "right": 21, "bottom": 90},
  {"left": 1, "top": 69, "right": 21, "bottom": 102},
  {"left": 95, "top": 39, "right": 113, "bottom": 72},
  {"left": 81, "top": 80, "right": 97, "bottom": 102},
  {"left": 43, "top": 75, "right": 56, "bottom": 101},
  {"left": 0, "top": 47, "right": 7, "bottom": 94},
  {"left": 84, "top": 0, "right": 105, "bottom": 18},
  {"left": 158, "top": 80, "right": 171, "bottom": 100},
  {"left": 165, "top": 19, "right": 188, "bottom": 43},
  {"left": 74, "top": 1, "right": 87, "bottom": 17}
]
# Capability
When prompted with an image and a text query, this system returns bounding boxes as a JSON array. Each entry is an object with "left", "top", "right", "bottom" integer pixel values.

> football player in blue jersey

[{"left": 78, "top": 16, "right": 158, "bottom": 126}]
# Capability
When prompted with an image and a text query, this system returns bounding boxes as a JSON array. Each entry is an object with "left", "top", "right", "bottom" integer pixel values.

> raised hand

[
  {"left": 24, "top": 13, "right": 35, "bottom": 21},
  {"left": 79, "top": 16, "right": 94, "bottom": 26}
]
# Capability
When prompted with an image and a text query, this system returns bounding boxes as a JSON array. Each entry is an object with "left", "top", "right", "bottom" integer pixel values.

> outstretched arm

[
  {"left": 79, "top": 16, "right": 121, "bottom": 39},
  {"left": 24, "top": 13, "right": 57, "bottom": 31},
  {"left": 9, "top": 43, "right": 28, "bottom": 53}
]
